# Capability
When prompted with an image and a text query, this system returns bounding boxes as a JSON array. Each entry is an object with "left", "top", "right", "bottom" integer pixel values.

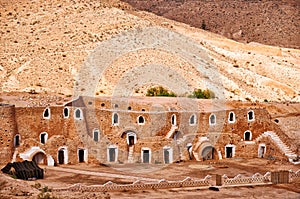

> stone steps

[
  {"left": 127, "top": 145, "right": 134, "bottom": 163},
  {"left": 263, "top": 131, "right": 298, "bottom": 163},
  {"left": 11, "top": 148, "right": 18, "bottom": 163},
  {"left": 165, "top": 125, "right": 178, "bottom": 139},
  {"left": 192, "top": 151, "right": 200, "bottom": 161}
]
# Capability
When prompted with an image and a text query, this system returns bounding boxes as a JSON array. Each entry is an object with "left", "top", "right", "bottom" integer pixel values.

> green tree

[
  {"left": 146, "top": 86, "right": 177, "bottom": 97},
  {"left": 189, "top": 88, "right": 215, "bottom": 99}
]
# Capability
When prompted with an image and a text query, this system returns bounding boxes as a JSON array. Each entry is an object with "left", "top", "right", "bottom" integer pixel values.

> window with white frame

[
  {"left": 63, "top": 107, "right": 69, "bottom": 118},
  {"left": 107, "top": 145, "right": 118, "bottom": 162},
  {"left": 43, "top": 108, "right": 50, "bottom": 119},
  {"left": 74, "top": 108, "right": 83, "bottom": 120},
  {"left": 209, "top": 114, "right": 216, "bottom": 125},
  {"left": 248, "top": 110, "right": 255, "bottom": 121},
  {"left": 93, "top": 129, "right": 99, "bottom": 142},
  {"left": 189, "top": 114, "right": 196, "bottom": 125},
  {"left": 137, "top": 115, "right": 145, "bottom": 125},
  {"left": 40, "top": 132, "right": 48, "bottom": 144},
  {"left": 14, "top": 134, "right": 20, "bottom": 147},
  {"left": 112, "top": 113, "right": 119, "bottom": 125},
  {"left": 244, "top": 130, "right": 252, "bottom": 141},
  {"left": 171, "top": 114, "right": 177, "bottom": 126},
  {"left": 228, "top": 111, "right": 236, "bottom": 123}
]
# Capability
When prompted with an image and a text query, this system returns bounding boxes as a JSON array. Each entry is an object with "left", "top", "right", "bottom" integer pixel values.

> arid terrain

[
  {"left": 0, "top": 0, "right": 300, "bottom": 198},
  {"left": 122, "top": 0, "right": 300, "bottom": 49},
  {"left": 1, "top": 159, "right": 300, "bottom": 199},
  {"left": 0, "top": 0, "right": 299, "bottom": 102}
]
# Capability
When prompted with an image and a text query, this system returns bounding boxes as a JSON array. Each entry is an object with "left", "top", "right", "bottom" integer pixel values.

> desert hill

[
  {"left": 122, "top": 0, "right": 300, "bottom": 49},
  {"left": 0, "top": 0, "right": 299, "bottom": 102}
]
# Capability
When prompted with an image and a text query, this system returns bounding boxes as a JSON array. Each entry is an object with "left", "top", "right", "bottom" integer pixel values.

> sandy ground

[{"left": 1, "top": 158, "right": 299, "bottom": 199}]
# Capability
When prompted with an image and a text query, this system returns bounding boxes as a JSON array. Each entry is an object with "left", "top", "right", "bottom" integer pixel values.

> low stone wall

[
  {"left": 222, "top": 172, "right": 272, "bottom": 186},
  {"left": 53, "top": 176, "right": 211, "bottom": 192},
  {"left": 52, "top": 170, "right": 300, "bottom": 192},
  {"left": 289, "top": 169, "right": 300, "bottom": 182}
]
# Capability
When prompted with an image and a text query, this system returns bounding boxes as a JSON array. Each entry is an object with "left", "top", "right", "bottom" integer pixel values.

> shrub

[
  {"left": 146, "top": 86, "right": 176, "bottom": 97},
  {"left": 189, "top": 89, "right": 215, "bottom": 99}
]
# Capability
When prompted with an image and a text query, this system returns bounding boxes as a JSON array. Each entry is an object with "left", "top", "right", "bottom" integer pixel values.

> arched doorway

[
  {"left": 123, "top": 131, "right": 137, "bottom": 146},
  {"left": 33, "top": 152, "right": 47, "bottom": 165},
  {"left": 201, "top": 146, "right": 214, "bottom": 160}
]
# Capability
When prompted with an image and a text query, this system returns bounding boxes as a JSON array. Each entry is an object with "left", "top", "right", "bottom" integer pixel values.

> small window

[
  {"left": 93, "top": 129, "right": 99, "bottom": 142},
  {"left": 40, "top": 132, "right": 48, "bottom": 144},
  {"left": 112, "top": 113, "right": 119, "bottom": 125},
  {"left": 63, "top": 107, "right": 69, "bottom": 118},
  {"left": 74, "top": 108, "right": 83, "bottom": 120},
  {"left": 43, "top": 108, "right": 50, "bottom": 119},
  {"left": 228, "top": 112, "right": 235, "bottom": 123},
  {"left": 189, "top": 114, "right": 196, "bottom": 125},
  {"left": 128, "top": 106, "right": 132, "bottom": 110},
  {"left": 248, "top": 110, "right": 255, "bottom": 121},
  {"left": 244, "top": 131, "right": 252, "bottom": 141},
  {"left": 14, "top": 134, "right": 20, "bottom": 147},
  {"left": 209, "top": 114, "right": 216, "bottom": 125},
  {"left": 171, "top": 114, "right": 176, "bottom": 126},
  {"left": 114, "top": 104, "right": 118, "bottom": 108},
  {"left": 137, "top": 116, "right": 145, "bottom": 125}
]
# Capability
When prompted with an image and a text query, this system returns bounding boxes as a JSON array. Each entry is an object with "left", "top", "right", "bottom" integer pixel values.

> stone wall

[
  {"left": 0, "top": 104, "right": 17, "bottom": 164},
  {"left": 0, "top": 97, "right": 293, "bottom": 165}
]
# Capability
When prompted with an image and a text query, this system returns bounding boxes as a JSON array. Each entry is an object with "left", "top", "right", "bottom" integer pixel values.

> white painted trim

[
  {"left": 225, "top": 144, "right": 236, "bottom": 158},
  {"left": 258, "top": 143, "right": 266, "bottom": 158},
  {"left": 39, "top": 132, "right": 48, "bottom": 144},
  {"left": 171, "top": 114, "right": 177, "bottom": 126},
  {"left": 63, "top": 107, "right": 69, "bottom": 118},
  {"left": 163, "top": 146, "right": 173, "bottom": 164},
  {"left": 189, "top": 114, "right": 197, "bottom": 126},
  {"left": 58, "top": 147, "right": 68, "bottom": 164},
  {"left": 107, "top": 145, "right": 118, "bottom": 163},
  {"left": 43, "top": 107, "right": 51, "bottom": 119},
  {"left": 74, "top": 108, "right": 83, "bottom": 120},
  {"left": 209, "top": 113, "right": 216, "bottom": 125},
  {"left": 228, "top": 111, "right": 236, "bottom": 123},
  {"left": 137, "top": 115, "right": 145, "bottom": 125},
  {"left": 93, "top": 128, "right": 100, "bottom": 142},
  {"left": 247, "top": 110, "right": 255, "bottom": 122},
  {"left": 126, "top": 131, "right": 137, "bottom": 145},
  {"left": 244, "top": 130, "right": 252, "bottom": 141},
  {"left": 141, "top": 147, "right": 151, "bottom": 163},
  {"left": 14, "top": 134, "right": 20, "bottom": 147},
  {"left": 47, "top": 155, "right": 54, "bottom": 166},
  {"left": 112, "top": 112, "right": 119, "bottom": 126},
  {"left": 77, "top": 148, "right": 88, "bottom": 163}
]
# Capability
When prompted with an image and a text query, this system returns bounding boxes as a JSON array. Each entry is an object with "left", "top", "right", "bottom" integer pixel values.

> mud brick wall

[{"left": 0, "top": 104, "right": 18, "bottom": 164}]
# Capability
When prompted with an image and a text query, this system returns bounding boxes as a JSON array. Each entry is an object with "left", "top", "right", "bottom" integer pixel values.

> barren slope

[
  {"left": 122, "top": 0, "right": 300, "bottom": 49},
  {"left": 0, "top": 0, "right": 300, "bottom": 102}
]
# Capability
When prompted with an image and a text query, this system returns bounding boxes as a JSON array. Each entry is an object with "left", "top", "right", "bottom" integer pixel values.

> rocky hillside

[
  {"left": 0, "top": 0, "right": 300, "bottom": 102},
  {"left": 122, "top": 0, "right": 300, "bottom": 49}
]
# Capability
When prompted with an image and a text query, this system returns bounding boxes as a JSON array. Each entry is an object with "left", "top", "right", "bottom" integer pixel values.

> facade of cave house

[{"left": 0, "top": 96, "right": 298, "bottom": 166}]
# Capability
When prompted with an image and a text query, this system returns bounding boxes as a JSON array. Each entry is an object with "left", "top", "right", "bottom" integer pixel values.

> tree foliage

[
  {"left": 189, "top": 88, "right": 215, "bottom": 99},
  {"left": 146, "top": 86, "right": 177, "bottom": 97}
]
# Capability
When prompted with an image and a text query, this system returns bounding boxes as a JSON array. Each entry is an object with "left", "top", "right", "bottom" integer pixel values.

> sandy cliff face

[
  {"left": 0, "top": 0, "right": 299, "bottom": 102},
  {"left": 122, "top": 0, "right": 300, "bottom": 49}
]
